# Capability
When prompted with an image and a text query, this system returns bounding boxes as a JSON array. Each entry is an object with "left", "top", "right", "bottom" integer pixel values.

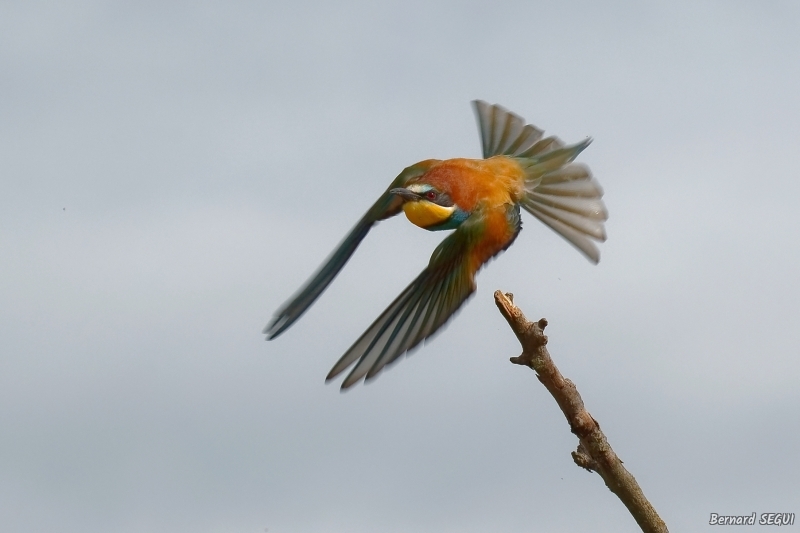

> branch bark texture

[{"left": 494, "top": 290, "right": 668, "bottom": 533}]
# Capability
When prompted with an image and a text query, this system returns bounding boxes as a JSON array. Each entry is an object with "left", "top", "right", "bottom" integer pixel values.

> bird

[{"left": 265, "top": 101, "right": 608, "bottom": 389}]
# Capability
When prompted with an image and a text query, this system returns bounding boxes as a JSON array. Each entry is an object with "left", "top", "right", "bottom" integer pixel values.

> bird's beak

[{"left": 390, "top": 188, "right": 421, "bottom": 202}]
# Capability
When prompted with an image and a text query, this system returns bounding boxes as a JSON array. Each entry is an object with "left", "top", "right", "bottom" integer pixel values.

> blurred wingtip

[
  {"left": 323, "top": 372, "right": 352, "bottom": 392},
  {"left": 581, "top": 238, "right": 602, "bottom": 264},
  {"left": 573, "top": 137, "right": 592, "bottom": 155},
  {"left": 263, "top": 315, "right": 289, "bottom": 340},
  {"left": 340, "top": 372, "right": 362, "bottom": 390}
]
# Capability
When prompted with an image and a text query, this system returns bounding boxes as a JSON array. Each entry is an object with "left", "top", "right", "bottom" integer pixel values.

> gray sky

[{"left": 2, "top": 1, "right": 799, "bottom": 532}]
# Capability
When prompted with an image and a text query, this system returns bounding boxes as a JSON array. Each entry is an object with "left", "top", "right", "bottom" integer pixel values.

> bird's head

[{"left": 390, "top": 182, "right": 468, "bottom": 231}]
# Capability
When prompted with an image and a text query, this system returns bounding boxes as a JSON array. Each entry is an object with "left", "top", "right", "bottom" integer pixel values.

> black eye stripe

[
  {"left": 414, "top": 186, "right": 453, "bottom": 208},
  {"left": 435, "top": 192, "right": 454, "bottom": 207}
]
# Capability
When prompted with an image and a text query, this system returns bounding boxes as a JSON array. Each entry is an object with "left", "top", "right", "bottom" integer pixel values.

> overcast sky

[{"left": 2, "top": 1, "right": 799, "bottom": 532}]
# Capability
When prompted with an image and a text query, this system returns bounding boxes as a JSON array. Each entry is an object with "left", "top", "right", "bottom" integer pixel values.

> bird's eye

[{"left": 425, "top": 191, "right": 437, "bottom": 201}]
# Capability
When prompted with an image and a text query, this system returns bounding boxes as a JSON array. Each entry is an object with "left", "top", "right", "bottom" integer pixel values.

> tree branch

[{"left": 494, "top": 290, "right": 668, "bottom": 533}]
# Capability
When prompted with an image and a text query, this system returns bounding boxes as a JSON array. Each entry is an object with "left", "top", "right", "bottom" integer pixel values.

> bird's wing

[
  {"left": 473, "top": 100, "right": 607, "bottom": 263},
  {"left": 519, "top": 147, "right": 608, "bottom": 264},
  {"left": 264, "top": 161, "right": 434, "bottom": 339},
  {"left": 473, "top": 100, "right": 569, "bottom": 158},
  {"left": 327, "top": 203, "right": 521, "bottom": 389}
]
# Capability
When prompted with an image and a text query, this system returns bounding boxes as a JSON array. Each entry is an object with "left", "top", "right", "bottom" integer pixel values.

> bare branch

[{"left": 494, "top": 290, "right": 668, "bottom": 533}]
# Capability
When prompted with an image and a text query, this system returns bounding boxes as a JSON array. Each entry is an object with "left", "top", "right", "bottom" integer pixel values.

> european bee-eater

[{"left": 266, "top": 101, "right": 607, "bottom": 389}]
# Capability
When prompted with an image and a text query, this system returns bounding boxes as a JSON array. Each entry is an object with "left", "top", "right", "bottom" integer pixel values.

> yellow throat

[{"left": 402, "top": 200, "right": 454, "bottom": 228}]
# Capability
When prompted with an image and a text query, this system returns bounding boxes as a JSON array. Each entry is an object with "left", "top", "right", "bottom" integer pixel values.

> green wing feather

[
  {"left": 264, "top": 161, "right": 434, "bottom": 339},
  {"left": 327, "top": 204, "right": 521, "bottom": 389}
]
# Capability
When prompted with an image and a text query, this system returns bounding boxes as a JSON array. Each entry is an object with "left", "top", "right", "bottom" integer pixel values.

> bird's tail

[{"left": 516, "top": 139, "right": 608, "bottom": 263}]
